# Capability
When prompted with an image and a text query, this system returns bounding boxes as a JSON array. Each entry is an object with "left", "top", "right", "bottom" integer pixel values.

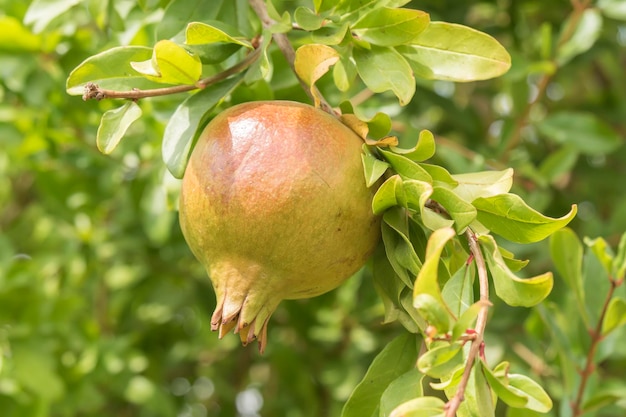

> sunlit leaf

[
  {"left": 481, "top": 361, "right": 528, "bottom": 408},
  {"left": 353, "top": 45, "right": 415, "bottom": 105},
  {"left": 398, "top": 22, "right": 511, "bottom": 82},
  {"left": 294, "top": 7, "right": 325, "bottom": 30},
  {"left": 598, "top": 0, "right": 626, "bottom": 20},
  {"left": 451, "top": 301, "right": 485, "bottom": 341},
  {"left": 390, "top": 129, "right": 436, "bottom": 162},
  {"left": 583, "top": 236, "right": 614, "bottom": 277},
  {"left": 96, "top": 102, "right": 142, "bottom": 154},
  {"left": 498, "top": 246, "right": 529, "bottom": 272},
  {"left": 131, "top": 40, "right": 202, "bottom": 85},
  {"left": 389, "top": 396, "right": 446, "bottom": 417},
  {"left": 66, "top": 46, "right": 166, "bottom": 95},
  {"left": 479, "top": 235, "right": 553, "bottom": 307},
  {"left": 602, "top": 297, "right": 626, "bottom": 336},
  {"left": 341, "top": 334, "right": 420, "bottom": 417},
  {"left": 507, "top": 374, "right": 553, "bottom": 413},
  {"left": 414, "top": 227, "right": 455, "bottom": 305},
  {"left": 294, "top": 44, "right": 340, "bottom": 107},
  {"left": 417, "top": 342, "right": 463, "bottom": 378},
  {"left": 185, "top": 21, "right": 252, "bottom": 47},
  {"left": 431, "top": 186, "right": 477, "bottom": 233},
  {"left": 162, "top": 76, "right": 243, "bottom": 178},
  {"left": 312, "top": 23, "right": 349, "bottom": 45},
  {"left": 473, "top": 194, "right": 577, "bottom": 244},
  {"left": 451, "top": 169, "right": 513, "bottom": 203},
  {"left": 24, "top": 0, "right": 80, "bottom": 34},
  {"left": 557, "top": 9, "right": 602, "bottom": 65},
  {"left": 614, "top": 231, "right": 626, "bottom": 280},
  {"left": 352, "top": 7, "right": 429, "bottom": 46},
  {"left": 441, "top": 263, "right": 474, "bottom": 318},
  {"left": 373, "top": 175, "right": 403, "bottom": 214},
  {"left": 379, "top": 148, "right": 432, "bottom": 182}
]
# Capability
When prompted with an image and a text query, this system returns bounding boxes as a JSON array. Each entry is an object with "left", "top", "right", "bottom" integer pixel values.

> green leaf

[
  {"left": 379, "top": 148, "right": 432, "bottom": 182},
  {"left": 389, "top": 396, "right": 446, "bottom": 417},
  {"left": 294, "top": 7, "right": 326, "bottom": 31},
  {"left": 24, "top": 0, "right": 80, "bottom": 34},
  {"left": 507, "top": 374, "right": 553, "bottom": 413},
  {"left": 481, "top": 361, "right": 528, "bottom": 408},
  {"left": 598, "top": 0, "right": 626, "bottom": 20},
  {"left": 479, "top": 235, "right": 553, "bottom": 307},
  {"left": 473, "top": 194, "right": 577, "bottom": 244},
  {"left": 353, "top": 45, "right": 415, "bottom": 105},
  {"left": 414, "top": 227, "right": 455, "bottom": 305},
  {"left": 549, "top": 228, "right": 587, "bottom": 324},
  {"left": 557, "top": 9, "right": 602, "bottom": 65},
  {"left": 390, "top": 129, "right": 436, "bottom": 162},
  {"left": 294, "top": 44, "right": 340, "bottom": 107},
  {"left": 131, "top": 40, "right": 202, "bottom": 85},
  {"left": 382, "top": 209, "right": 423, "bottom": 286},
  {"left": 431, "top": 186, "right": 477, "bottom": 233},
  {"left": 398, "top": 22, "right": 511, "bottom": 82},
  {"left": 244, "top": 29, "right": 272, "bottom": 83},
  {"left": 362, "top": 148, "right": 390, "bottom": 188},
  {"left": 417, "top": 342, "right": 463, "bottom": 378},
  {"left": 341, "top": 334, "right": 420, "bottom": 417},
  {"left": 583, "top": 236, "right": 614, "bottom": 277},
  {"left": 333, "top": 56, "right": 358, "bottom": 91},
  {"left": 602, "top": 297, "right": 626, "bottom": 336},
  {"left": 538, "top": 145, "right": 580, "bottom": 185},
  {"left": 441, "top": 263, "right": 474, "bottom": 318},
  {"left": 162, "top": 76, "right": 243, "bottom": 178},
  {"left": 451, "top": 301, "right": 485, "bottom": 341},
  {"left": 185, "top": 21, "right": 252, "bottom": 47},
  {"left": 312, "top": 23, "right": 349, "bottom": 45},
  {"left": 457, "top": 361, "right": 495, "bottom": 417},
  {"left": 420, "top": 164, "right": 458, "bottom": 187},
  {"left": 414, "top": 293, "right": 451, "bottom": 335},
  {"left": 373, "top": 175, "right": 403, "bottom": 214},
  {"left": 96, "top": 102, "right": 142, "bottom": 155},
  {"left": 379, "top": 369, "right": 424, "bottom": 417},
  {"left": 536, "top": 112, "right": 622, "bottom": 156},
  {"left": 352, "top": 8, "right": 429, "bottom": 46},
  {"left": 614, "top": 231, "right": 626, "bottom": 280},
  {"left": 499, "top": 246, "right": 529, "bottom": 272},
  {"left": 451, "top": 169, "right": 513, "bottom": 203},
  {"left": 66, "top": 46, "right": 165, "bottom": 95}
]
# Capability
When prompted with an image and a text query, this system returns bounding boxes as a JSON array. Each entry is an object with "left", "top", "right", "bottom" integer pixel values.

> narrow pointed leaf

[
  {"left": 419, "top": 164, "right": 457, "bottom": 186},
  {"left": 414, "top": 293, "right": 451, "bottom": 335},
  {"left": 353, "top": 45, "right": 415, "bottom": 105},
  {"left": 583, "top": 236, "right": 614, "bottom": 275},
  {"left": 414, "top": 227, "right": 455, "bottom": 304},
  {"left": 294, "top": 7, "right": 326, "bottom": 31},
  {"left": 481, "top": 361, "right": 528, "bottom": 408},
  {"left": 373, "top": 175, "right": 403, "bottom": 214},
  {"left": 96, "top": 102, "right": 142, "bottom": 154},
  {"left": 442, "top": 263, "right": 474, "bottom": 318},
  {"left": 479, "top": 235, "right": 553, "bottom": 307},
  {"left": 614, "top": 231, "right": 626, "bottom": 280},
  {"left": 602, "top": 297, "right": 626, "bottom": 336},
  {"left": 398, "top": 22, "right": 511, "bottom": 82},
  {"left": 352, "top": 7, "right": 429, "bottom": 46},
  {"left": 451, "top": 301, "right": 486, "bottom": 341},
  {"left": 185, "top": 21, "right": 252, "bottom": 47},
  {"left": 549, "top": 228, "right": 586, "bottom": 320},
  {"left": 473, "top": 194, "right": 577, "bottom": 244}
]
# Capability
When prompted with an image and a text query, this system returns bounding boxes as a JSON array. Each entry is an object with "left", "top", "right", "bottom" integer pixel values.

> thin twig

[
  {"left": 445, "top": 230, "right": 491, "bottom": 417},
  {"left": 501, "top": 1, "right": 591, "bottom": 161},
  {"left": 247, "top": 0, "right": 336, "bottom": 115},
  {"left": 82, "top": 46, "right": 262, "bottom": 101},
  {"left": 571, "top": 277, "right": 620, "bottom": 416}
]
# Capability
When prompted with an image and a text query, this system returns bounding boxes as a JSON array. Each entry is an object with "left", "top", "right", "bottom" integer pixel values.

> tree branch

[
  {"left": 445, "top": 230, "right": 491, "bottom": 417},
  {"left": 82, "top": 45, "right": 262, "bottom": 101},
  {"left": 247, "top": 0, "right": 336, "bottom": 115}
]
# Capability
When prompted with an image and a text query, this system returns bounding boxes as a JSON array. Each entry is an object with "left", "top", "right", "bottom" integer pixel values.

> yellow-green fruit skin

[{"left": 179, "top": 101, "right": 380, "bottom": 351}]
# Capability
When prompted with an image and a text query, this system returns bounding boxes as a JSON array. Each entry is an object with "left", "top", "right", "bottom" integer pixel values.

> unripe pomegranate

[{"left": 179, "top": 101, "right": 380, "bottom": 352}]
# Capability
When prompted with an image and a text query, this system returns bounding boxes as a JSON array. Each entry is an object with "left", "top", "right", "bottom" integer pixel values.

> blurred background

[{"left": 1, "top": 0, "right": 625, "bottom": 416}]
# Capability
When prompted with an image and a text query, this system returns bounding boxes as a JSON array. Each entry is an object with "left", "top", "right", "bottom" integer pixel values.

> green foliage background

[{"left": 1, "top": 0, "right": 626, "bottom": 416}]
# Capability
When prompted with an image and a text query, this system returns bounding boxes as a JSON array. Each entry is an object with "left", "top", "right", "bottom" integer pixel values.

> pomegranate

[{"left": 179, "top": 101, "right": 380, "bottom": 352}]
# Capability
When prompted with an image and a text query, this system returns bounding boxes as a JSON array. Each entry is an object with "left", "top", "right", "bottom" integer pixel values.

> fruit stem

[{"left": 247, "top": 0, "right": 337, "bottom": 116}]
